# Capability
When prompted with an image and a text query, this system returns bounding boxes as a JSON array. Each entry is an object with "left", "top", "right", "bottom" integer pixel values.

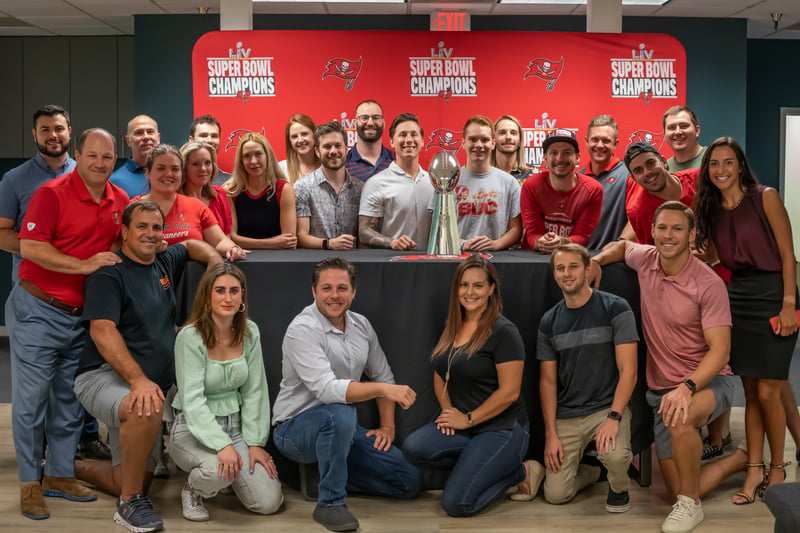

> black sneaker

[
  {"left": 114, "top": 494, "right": 164, "bottom": 532},
  {"left": 701, "top": 441, "right": 723, "bottom": 462},
  {"left": 80, "top": 436, "right": 112, "bottom": 461},
  {"left": 605, "top": 488, "right": 630, "bottom": 513},
  {"left": 313, "top": 503, "right": 359, "bottom": 532}
]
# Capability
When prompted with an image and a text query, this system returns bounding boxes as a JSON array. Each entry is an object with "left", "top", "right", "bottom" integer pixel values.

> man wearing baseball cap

[
  {"left": 623, "top": 142, "right": 698, "bottom": 246},
  {"left": 520, "top": 129, "right": 603, "bottom": 253}
]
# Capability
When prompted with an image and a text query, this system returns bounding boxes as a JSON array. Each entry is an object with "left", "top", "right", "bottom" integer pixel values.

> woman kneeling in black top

[{"left": 403, "top": 255, "right": 529, "bottom": 517}]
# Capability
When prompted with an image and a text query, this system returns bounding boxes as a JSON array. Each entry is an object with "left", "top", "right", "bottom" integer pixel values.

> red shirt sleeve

[
  {"left": 520, "top": 174, "right": 546, "bottom": 249},
  {"left": 199, "top": 202, "right": 217, "bottom": 232},
  {"left": 19, "top": 187, "right": 59, "bottom": 243}
]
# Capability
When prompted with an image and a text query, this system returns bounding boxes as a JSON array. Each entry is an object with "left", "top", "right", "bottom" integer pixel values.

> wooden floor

[{"left": 0, "top": 405, "right": 792, "bottom": 532}]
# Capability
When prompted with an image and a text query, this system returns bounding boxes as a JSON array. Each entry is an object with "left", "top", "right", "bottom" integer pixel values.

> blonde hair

[
  {"left": 179, "top": 141, "right": 218, "bottom": 200},
  {"left": 226, "top": 132, "right": 286, "bottom": 199}
]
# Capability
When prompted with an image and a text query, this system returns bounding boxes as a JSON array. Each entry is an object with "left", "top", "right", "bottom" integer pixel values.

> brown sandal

[
  {"left": 761, "top": 461, "right": 792, "bottom": 499},
  {"left": 732, "top": 462, "right": 765, "bottom": 505}
]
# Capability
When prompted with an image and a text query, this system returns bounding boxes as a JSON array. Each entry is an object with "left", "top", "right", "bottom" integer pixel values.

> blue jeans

[
  {"left": 403, "top": 421, "right": 529, "bottom": 517},
  {"left": 272, "top": 403, "right": 421, "bottom": 506},
  {"left": 7, "top": 285, "right": 86, "bottom": 482}
]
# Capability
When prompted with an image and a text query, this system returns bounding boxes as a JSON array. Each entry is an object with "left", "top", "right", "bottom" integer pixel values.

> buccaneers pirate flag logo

[
  {"left": 426, "top": 129, "right": 462, "bottom": 153},
  {"left": 524, "top": 57, "right": 564, "bottom": 91},
  {"left": 627, "top": 129, "right": 665, "bottom": 151},
  {"left": 225, "top": 127, "right": 267, "bottom": 152},
  {"left": 322, "top": 57, "right": 363, "bottom": 91}
]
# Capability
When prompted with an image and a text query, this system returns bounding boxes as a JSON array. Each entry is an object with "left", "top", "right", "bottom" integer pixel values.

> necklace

[
  {"left": 440, "top": 345, "right": 459, "bottom": 402},
  {"left": 724, "top": 192, "right": 745, "bottom": 211}
]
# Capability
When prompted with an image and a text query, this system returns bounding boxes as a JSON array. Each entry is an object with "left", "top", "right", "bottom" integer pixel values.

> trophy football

[{"left": 427, "top": 151, "right": 461, "bottom": 255}]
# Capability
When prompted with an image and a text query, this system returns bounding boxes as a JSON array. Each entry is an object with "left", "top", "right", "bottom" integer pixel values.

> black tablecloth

[{"left": 179, "top": 250, "right": 652, "bottom": 488}]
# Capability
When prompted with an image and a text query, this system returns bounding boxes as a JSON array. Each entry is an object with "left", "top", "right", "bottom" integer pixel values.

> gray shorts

[
  {"left": 646, "top": 374, "right": 735, "bottom": 460},
  {"left": 74, "top": 364, "right": 162, "bottom": 470}
]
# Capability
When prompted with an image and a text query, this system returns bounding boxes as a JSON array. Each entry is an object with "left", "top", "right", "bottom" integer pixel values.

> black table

[{"left": 179, "top": 249, "right": 653, "bottom": 489}]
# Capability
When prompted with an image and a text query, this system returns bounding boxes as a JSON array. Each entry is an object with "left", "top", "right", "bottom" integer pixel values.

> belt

[{"left": 19, "top": 279, "right": 83, "bottom": 316}]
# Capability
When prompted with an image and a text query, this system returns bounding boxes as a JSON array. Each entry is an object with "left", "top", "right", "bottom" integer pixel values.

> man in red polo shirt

[{"left": 8, "top": 128, "right": 128, "bottom": 520}]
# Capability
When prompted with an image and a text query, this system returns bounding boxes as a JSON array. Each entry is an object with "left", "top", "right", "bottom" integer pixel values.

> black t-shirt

[
  {"left": 432, "top": 315, "right": 528, "bottom": 433},
  {"left": 77, "top": 245, "right": 189, "bottom": 390}
]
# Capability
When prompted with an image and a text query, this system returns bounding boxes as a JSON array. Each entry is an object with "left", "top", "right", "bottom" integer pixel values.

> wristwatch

[
  {"left": 467, "top": 412, "right": 474, "bottom": 426},
  {"left": 322, "top": 239, "right": 329, "bottom": 250},
  {"left": 607, "top": 410, "right": 622, "bottom": 421},
  {"left": 683, "top": 378, "right": 697, "bottom": 394}
]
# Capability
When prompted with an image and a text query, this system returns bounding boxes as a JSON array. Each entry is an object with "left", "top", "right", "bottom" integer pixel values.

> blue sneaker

[{"left": 114, "top": 494, "right": 163, "bottom": 532}]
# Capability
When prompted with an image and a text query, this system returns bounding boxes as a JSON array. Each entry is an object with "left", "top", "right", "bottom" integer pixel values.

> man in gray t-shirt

[
  {"left": 451, "top": 115, "right": 522, "bottom": 251},
  {"left": 516, "top": 244, "right": 638, "bottom": 512}
]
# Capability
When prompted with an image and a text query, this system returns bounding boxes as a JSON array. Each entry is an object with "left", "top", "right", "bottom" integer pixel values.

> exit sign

[{"left": 430, "top": 12, "right": 470, "bottom": 32}]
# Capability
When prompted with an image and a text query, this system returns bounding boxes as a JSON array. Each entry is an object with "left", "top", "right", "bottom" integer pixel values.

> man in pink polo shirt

[{"left": 589, "top": 201, "right": 746, "bottom": 533}]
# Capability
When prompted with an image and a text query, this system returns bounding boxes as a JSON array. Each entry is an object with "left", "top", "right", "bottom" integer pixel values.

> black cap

[
  {"left": 542, "top": 128, "right": 579, "bottom": 153},
  {"left": 624, "top": 142, "right": 661, "bottom": 168}
]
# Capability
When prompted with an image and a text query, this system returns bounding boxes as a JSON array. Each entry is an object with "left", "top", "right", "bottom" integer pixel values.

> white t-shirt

[{"left": 359, "top": 162, "right": 434, "bottom": 250}]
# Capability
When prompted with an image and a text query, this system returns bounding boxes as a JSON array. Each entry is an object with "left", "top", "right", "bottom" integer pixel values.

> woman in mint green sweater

[{"left": 170, "top": 263, "right": 283, "bottom": 521}]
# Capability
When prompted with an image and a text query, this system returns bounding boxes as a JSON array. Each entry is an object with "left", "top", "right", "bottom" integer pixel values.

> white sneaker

[
  {"left": 661, "top": 494, "right": 703, "bottom": 533},
  {"left": 181, "top": 486, "right": 209, "bottom": 522}
]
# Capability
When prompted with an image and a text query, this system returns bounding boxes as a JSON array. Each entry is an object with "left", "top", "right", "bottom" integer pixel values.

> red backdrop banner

[{"left": 192, "top": 30, "right": 686, "bottom": 174}]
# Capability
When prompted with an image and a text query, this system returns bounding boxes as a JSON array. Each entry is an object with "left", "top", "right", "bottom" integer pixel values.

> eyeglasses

[{"left": 356, "top": 114, "right": 384, "bottom": 123}]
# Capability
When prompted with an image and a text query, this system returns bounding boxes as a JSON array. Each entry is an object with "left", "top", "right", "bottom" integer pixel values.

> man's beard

[{"left": 37, "top": 140, "right": 68, "bottom": 158}]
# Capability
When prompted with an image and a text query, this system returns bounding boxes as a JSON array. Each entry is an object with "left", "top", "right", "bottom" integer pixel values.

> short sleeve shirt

[
  {"left": 625, "top": 169, "right": 698, "bottom": 245},
  {"left": 452, "top": 167, "right": 521, "bottom": 242},
  {"left": 0, "top": 152, "right": 76, "bottom": 282},
  {"left": 537, "top": 290, "right": 639, "bottom": 418},
  {"left": 346, "top": 145, "right": 395, "bottom": 182},
  {"left": 432, "top": 316, "right": 527, "bottom": 434},
  {"left": 359, "top": 162, "right": 434, "bottom": 250},
  {"left": 294, "top": 167, "right": 363, "bottom": 239},
  {"left": 132, "top": 194, "right": 218, "bottom": 245},
  {"left": 77, "top": 245, "right": 190, "bottom": 390},
  {"left": 110, "top": 159, "right": 147, "bottom": 198},
  {"left": 624, "top": 243, "right": 732, "bottom": 389},
  {"left": 18, "top": 170, "right": 128, "bottom": 307},
  {"left": 578, "top": 157, "right": 630, "bottom": 251}
]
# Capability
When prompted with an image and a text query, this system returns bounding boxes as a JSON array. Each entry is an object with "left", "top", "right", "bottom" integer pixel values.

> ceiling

[{"left": 0, "top": 0, "right": 798, "bottom": 39}]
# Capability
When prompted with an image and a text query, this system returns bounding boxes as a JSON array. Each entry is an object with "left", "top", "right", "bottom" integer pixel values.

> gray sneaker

[
  {"left": 114, "top": 494, "right": 164, "bottom": 532},
  {"left": 313, "top": 503, "right": 359, "bottom": 532},
  {"left": 181, "top": 486, "right": 209, "bottom": 522}
]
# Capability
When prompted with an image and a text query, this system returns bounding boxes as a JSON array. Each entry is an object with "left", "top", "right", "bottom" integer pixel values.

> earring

[{"left": 238, "top": 303, "right": 246, "bottom": 313}]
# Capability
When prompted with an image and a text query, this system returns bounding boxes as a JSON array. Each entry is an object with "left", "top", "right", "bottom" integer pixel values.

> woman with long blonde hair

[{"left": 226, "top": 132, "right": 297, "bottom": 249}]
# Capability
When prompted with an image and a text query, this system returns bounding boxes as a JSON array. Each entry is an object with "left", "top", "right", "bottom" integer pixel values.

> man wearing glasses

[{"left": 346, "top": 100, "right": 395, "bottom": 182}]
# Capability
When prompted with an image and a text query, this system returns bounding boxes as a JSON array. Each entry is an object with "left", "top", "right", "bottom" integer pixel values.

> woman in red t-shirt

[
  {"left": 179, "top": 141, "right": 232, "bottom": 235},
  {"left": 136, "top": 144, "right": 247, "bottom": 261}
]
